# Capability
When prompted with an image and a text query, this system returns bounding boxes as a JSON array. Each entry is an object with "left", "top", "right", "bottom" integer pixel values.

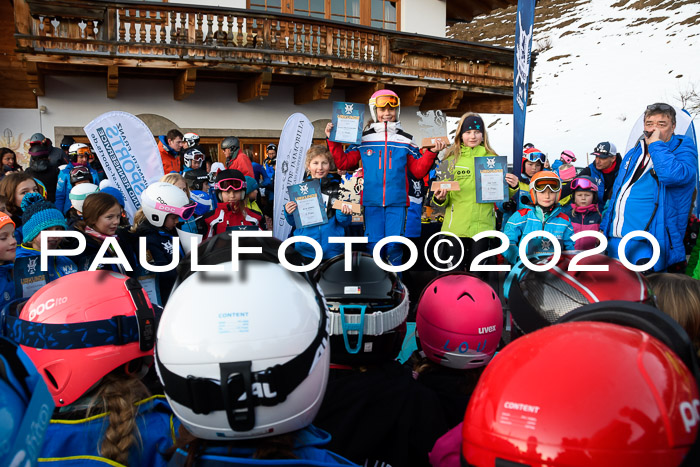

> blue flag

[{"left": 513, "top": 0, "right": 536, "bottom": 179}]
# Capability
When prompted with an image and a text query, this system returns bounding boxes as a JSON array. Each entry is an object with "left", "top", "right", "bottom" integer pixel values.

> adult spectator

[
  {"left": 28, "top": 133, "right": 67, "bottom": 169},
  {"left": 246, "top": 149, "right": 272, "bottom": 193},
  {"left": 601, "top": 103, "right": 698, "bottom": 272},
  {"left": 25, "top": 142, "right": 59, "bottom": 202},
  {"left": 577, "top": 141, "right": 622, "bottom": 212},
  {"left": 59, "top": 136, "right": 75, "bottom": 159},
  {"left": 222, "top": 136, "right": 253, "bottom": 177},
  {"left": 157, "top": 129, "right": 183, "bottom": 173},
  {"left": 264, "top": 142, "right": 277, "bottom": 179}
]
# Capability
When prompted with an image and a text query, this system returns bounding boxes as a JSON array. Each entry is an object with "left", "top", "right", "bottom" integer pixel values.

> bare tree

[{"left": 677, "top": 83, "right": 700, "bottom": 117}]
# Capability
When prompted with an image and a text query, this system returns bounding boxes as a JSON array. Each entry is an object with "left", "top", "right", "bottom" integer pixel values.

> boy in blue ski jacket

[{"left": 503, "top": 171, "right": 575, "bottom": 264}]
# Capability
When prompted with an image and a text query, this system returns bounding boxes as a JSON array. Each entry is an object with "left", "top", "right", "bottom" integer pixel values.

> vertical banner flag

[
  {"left": 513, "top": 0, "right": 536, "bottom": 179},
  {"left": 84, "top": 111, "right": 165, "bottom": 221},
  {"left": 273, "top": 113, "right": 315, "bottom": 241}
]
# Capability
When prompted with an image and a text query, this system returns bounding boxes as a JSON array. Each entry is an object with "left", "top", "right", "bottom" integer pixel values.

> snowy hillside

[{"left": 449, "top": 0, "right": 700, "bottom": 167}]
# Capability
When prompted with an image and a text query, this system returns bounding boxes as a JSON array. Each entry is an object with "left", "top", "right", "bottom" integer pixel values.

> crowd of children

[{"left": 1, "top": 90, "right": 700, "bottom": 466}]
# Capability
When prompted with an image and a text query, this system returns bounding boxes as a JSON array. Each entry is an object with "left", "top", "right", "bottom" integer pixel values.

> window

[
  {"left": 250, "top": 0, "right": 282, "bottom": 13},
  {"left": 247, "top": 0, "right": 399, "bottom": 30},
  {"left": 371, "top": 0, "right": 396, "bottom": 30}
]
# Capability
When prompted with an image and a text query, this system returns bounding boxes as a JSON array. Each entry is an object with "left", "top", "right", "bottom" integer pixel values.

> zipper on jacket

[
  {"left": 449, "top": 204, "right": 454, "bottom": 229},
  {"left": 389, "top": 151, "right": 392, "bottom": 170},
  {"left": 383, "top": 122, "right": 388, "bottom": 206}
]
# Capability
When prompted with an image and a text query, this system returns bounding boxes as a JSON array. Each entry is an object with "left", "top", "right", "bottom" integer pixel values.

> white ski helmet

[
  {"left": 183, "top": 132, "right": 200, "bottom": 147},
  {"left": 369, "top": 89, "right": 400, "bottom": 123},
  {"left": 155, "top": 235, "right": 330, "bottom": 440},
  {"left": 183, "top": 148, "right": 205, "bottom": 168},
  {"left": 68, "top": 183, "right": 99, "bottom": 212},
  {"left": 140, "top": 181, "right": 192, "bottom": 228}
]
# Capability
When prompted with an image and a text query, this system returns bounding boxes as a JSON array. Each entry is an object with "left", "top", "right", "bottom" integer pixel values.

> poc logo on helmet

[
  {"left": 680, "top": 399, "right": 700, "bottom": 433},
  {"left": 28, "top": 297, "right": 68, "bottom": 321}
]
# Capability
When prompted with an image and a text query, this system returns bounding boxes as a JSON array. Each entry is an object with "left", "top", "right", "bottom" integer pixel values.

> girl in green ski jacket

[{"left": 433, "top": 113, "right": 505, "bottom": 276}]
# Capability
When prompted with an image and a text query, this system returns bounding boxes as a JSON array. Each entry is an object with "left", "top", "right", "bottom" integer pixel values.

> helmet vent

[
  {"left": 457, "top": 292, "right": 475, "bottom": 302},
  {"left": 44, "top": 369, "right": 59, "bottom": 389}
]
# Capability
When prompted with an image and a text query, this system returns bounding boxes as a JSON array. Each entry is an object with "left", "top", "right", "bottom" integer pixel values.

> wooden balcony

[{"left": 11, "top": 0, "right": 514, "bottom": 114}]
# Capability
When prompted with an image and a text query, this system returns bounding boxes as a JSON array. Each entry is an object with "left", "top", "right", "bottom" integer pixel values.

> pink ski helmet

[
  {"left": 416, "top": 273, "right": 503, "bottom": 369},
  {"left": 560, "top": 150, "right": 576, "bottom": 164},
  {"left": 368, "top": 89, "right": 400, "bottom": 123}
]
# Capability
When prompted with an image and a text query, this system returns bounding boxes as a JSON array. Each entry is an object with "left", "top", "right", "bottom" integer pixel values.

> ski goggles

[
  {"left": 155, "top": 201, "right": 197, "bottom": 220},
  {"left": 531, "top": 178, "right": 562, "bottom": 193},
  {"left": 214, "top": 178, "right": 246, "bottom": 192},
  {"left": 523, "top": 151, "right": 546, "bottom": 164},
  {"left": 71, "top": 147, "right": 92, "bottom": 159},
  {"left": 371, "top": 94, "right": 400, "bottom": 108},
  {"left": 187, "top": 152, "right": 205, "bottom": 162},
  {"left": 70, "top": 166, "right": 90, "bottom": 176},
  {"left": 646, "top": 103, "right": 675, "bottom": 114},
  {"left": 570, "top": 177, "right": 595, "bottom": 191}
]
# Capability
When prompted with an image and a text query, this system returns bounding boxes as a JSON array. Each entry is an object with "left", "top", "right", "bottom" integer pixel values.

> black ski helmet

[
  {"left": 184, "top": 168, "right": 210, "bottom": 191},
  {"left": 221, "top": 137, "right": 240, "bottom": 153}
]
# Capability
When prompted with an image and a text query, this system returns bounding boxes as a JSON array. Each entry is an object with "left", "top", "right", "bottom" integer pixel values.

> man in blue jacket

[
  {"left": 601, "top": 103, "right": 698, "bottom": 272},
  {"left": 577, "top": 141, "right": 622, "bottom": 212}
]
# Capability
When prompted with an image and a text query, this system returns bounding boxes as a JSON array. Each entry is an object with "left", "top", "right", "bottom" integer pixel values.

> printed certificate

[
  {"left": 330, "top": 101, "right": 364, "bottom": 144},
  {"left": 475, "top": 156, "right": 508, "bottom": 203},
  {"left": 288, "top": 179, "right": 328, "bottom": 228}
]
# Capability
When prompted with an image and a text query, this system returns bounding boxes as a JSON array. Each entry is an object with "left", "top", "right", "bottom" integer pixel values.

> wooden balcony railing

[{"left": 15, "top": 0, "right": 514, "bottom": 93}]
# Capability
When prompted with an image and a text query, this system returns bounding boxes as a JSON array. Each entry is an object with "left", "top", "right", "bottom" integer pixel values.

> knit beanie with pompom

[{"left": 21, "top": 192, "right": 68, "bottom": 242}]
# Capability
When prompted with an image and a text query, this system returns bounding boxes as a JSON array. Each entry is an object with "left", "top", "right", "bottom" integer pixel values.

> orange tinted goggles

[
  {"left": 533, "top": 179, "right": 562, "bottom": 193},
  {"left": 374, "top": 95, "right": 400, "bottom": 108}
]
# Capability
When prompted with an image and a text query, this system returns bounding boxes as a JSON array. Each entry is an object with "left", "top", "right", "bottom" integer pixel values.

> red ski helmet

[
  {"left": 3, "top": 271, "right": 158, "bottom": 406},
  {"left": 462, "top": 320, "right": 700, "bottom": 466},
  {"left": 415, "top": 273, "right": 502, "bottom": 369},
  {"left": 506, "top": 253, "right": 654, "bottom": 335}
]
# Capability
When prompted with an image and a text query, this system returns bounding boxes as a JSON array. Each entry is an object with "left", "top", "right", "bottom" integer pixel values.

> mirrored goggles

[
  {"left": 570, "top": 178, "right": 595, "bottom": 190},
  {"left": 188, "top": 152, "right": 205, "bottom": 162},
  {"left": 214, "top": 178, "right": 246, "bottom": 192},
  {"left": 70, "top": 166, "right": 90, "bottom": 176},
  {"left": 532, "top": 179, "right": 562, "bottom": 193},
  {"left": 373, "top": 95, "right": 400, "bottom": 108},
  {"left": 155, "top": 201, "right": 196, "bottom": 220},
  {"left": 524, "top": 151, "right": 546, "bottom": 164}
]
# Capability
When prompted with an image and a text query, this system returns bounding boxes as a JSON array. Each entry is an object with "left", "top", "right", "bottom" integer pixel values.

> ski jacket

[
  {"left": 39, "top": 396, "right": 176, "bottom": 467},
  {"left": 284, "top": 175, "right": 351, "bottom": 259},
  {"left": 569, "top": 206, "right": 602, "bottom": 250},
  {"left": 432, "top": 145, "right": 497, "bottom": 238},
  {"left": 327, "top": 122, "right": 437, "bottom": 207},
  {"left": 0, "top": 263, "right": 14, "bottom": 309},
  {"left": 601, "top": 134, "right": 697, "bottom": 271},
  {"left": 132, "top": 222, "right": 182, "bottom": 304},
  {"left": 15, "top": 244, "right": 78, "bottom": 282},
  {"left": 166, "top": 425, "right": 358, "bottom": 466},
  {"left": 226, "top": 151, "right": 254, "bottom": 178},
  {"left": 158, "top": 136, "right": 181, "bottom": 174},
  {"left": 503, "top": 206, "right": 575, "bottom": 264},
  {"left": 204, "top": 203, "right": 262, "bottom": 239},
  {"left": 69, "top": 227, "right": 138, "bottom": 275}
]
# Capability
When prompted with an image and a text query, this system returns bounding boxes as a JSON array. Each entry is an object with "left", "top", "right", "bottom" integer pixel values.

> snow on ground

[{"left": 475, "top": 0, "right": 700, "bottom": 167}]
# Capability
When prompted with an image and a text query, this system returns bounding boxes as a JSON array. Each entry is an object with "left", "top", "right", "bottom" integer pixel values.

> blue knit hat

[
  {"left": 245, "top": 176, "right": 259, "bottom": 196},
  {"left": 100, "top": 186, "right": 125, "bottom": 208},
  {"left": 21, "top": 193, "right": 68, "bottom": 242}
]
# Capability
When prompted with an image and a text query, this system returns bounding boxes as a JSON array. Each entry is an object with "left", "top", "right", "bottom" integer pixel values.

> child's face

[
  {"left": 248, "top": 189, "right": 258, "bottom": 200},
  {"left": 376, "top": 106, "right": 397, "bottom": 122},
  {"left": 93, "top": 204, "right": 122, "bottom": 236},
  {"left": 31, "top": 226, "right": 63, "bottom": 251},
  {"left": 191, "top": 159, "right": 202, "bottom": 170},
  {"left": 524, "top": 161, "right": 543, "bottom": 178},
  {"left": 575, "top": 191, "right": 594, "bottom": 207},
  {"left": 15, "top": 180, "right": 39, "bottom": 208},
  {"left": 307, "top": 156, "right": 330, "bottom": 179},
  {"left": 2, "top": 153, "right": 15, "bottom": 167},
  {"left": 461, "top": 130, "right": 484, "bottom": 148},
  {"left": 536, "top": 188, "right": 557, "bottom": 208},
  {"left": 0, "top": 224, "right": 16, "bottom": 262},
  {"left": 163, "top": 214, "right": 179, "bottom": 231},
  {"left": 201, "top": 181, "right": 210, "bottom": 192},
  {"left": 221, "top": 189, "right": 242, "bottom": 204},
  {"left": 75, "top": 154, "right": 89, "bottom": 166}
]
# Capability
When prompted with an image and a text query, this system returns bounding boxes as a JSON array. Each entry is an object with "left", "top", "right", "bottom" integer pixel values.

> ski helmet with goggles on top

[
  {"left": 415, "top": 273, "right": 502, "bottom": 370},
  {"left": 2, "top": 271, "right": 160, "bottom": 406},
  {"left": 369, "top": 89, "right": 400, "bottom": 123},
  {"left": 522, "top": 147, "right": 546, "bottom": 174},
  {"left": 560, "top": 149, "right": 576, "bottom": 164},
  {"left": 183, "top": 147, "right": 205, "bottom": 169},
  {"left": 155, "top": 234, "right": 330, "bottom": 440},
  {"left": 183, "top": 132, "right": 200, "bottom": 147},
  {"left": 69, "top": 165, "right": 92, "bottom": 186},
  {"left": 462, "top": 316, "right": 700, "bottom": 467},
  {"left": 314, "top": 252, "right": 409, "bottom": 365},
  {"left": 140, "top": 181, "right": 196, "bottom": 228},
  {"left": 505, "top": 253, "right": 655, "bottom": 336},
  {"left": 529, "top": 170, "right": 562, "bottom": 204},
  {"left": 68, "top": 143, "right": 91, "bottom": 165},
  {"left": 0, "top": 336, "right": 54, "bottom": 464},
  {"left": 570, "top": 174, "right": 598, "bottom": 203}
]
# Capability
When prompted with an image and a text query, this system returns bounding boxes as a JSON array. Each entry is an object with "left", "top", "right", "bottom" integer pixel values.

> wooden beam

[
  {"left": 174, "top": 68, "right": 196, "bottom": 100},
  {"left": 25, "top": 61, "right": 44, "bottom": 96},
  {"left": 294, "top": 76, "right": 333, "bottom": 105},
  {"left": 456, "top": 95, "right": 513, "bottom": 115},
  {"left": 237, "top": 71, "right": 272, "bottom": 103},
  {"left": 420, "top": 90, "right": 464, "bottom": 111},
  {"left": 106, "top": 65, "right": 118, "bottom": 98},
  {"left": 345, "top": 83, "right": 384, "bottom": 104},
  {"left": 396, "top": 86, "right": 426, "bottom": 107}
]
